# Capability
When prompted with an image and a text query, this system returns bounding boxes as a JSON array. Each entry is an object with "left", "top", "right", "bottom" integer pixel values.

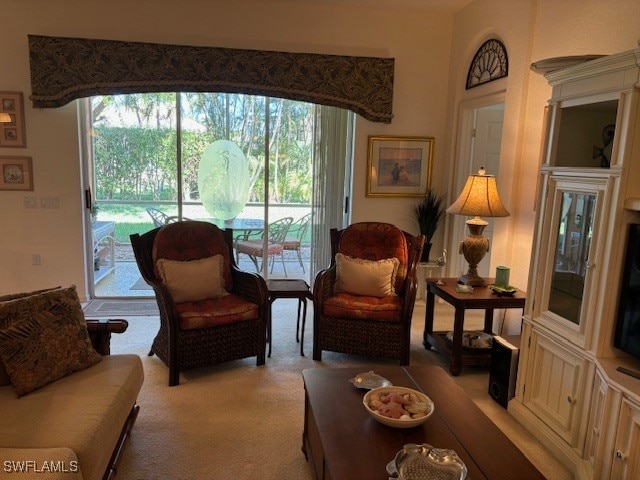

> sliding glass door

[{"left": 82, "top": 92, "right": 351, "bottom": 298}]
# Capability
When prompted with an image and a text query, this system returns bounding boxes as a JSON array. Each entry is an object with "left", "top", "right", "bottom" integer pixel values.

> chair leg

[
  {"left": 296, "top": 248, "right": 305, "bottom": 272},
  {"left": 248, "top": 254, "right": 260, "bottom": 273},
  {"left": 281, "top": 253, "right": 287, "bottom": 277},
  {"left": 169, "top": 366, "right": 180, "bottom": 386}
]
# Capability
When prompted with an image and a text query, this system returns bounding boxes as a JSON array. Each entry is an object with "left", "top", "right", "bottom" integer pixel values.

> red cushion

[
  {"left": 175, "top": 294, "right": 258, "bottom": 330},
  {"left": 337, "top": 223, "right": 408, "bottom": 295},
  {"left": 323, "top": 293, "right": 403, "bottom": 322},
  {"left": 236, "top": 240, "right": 283, "bottom": 257}
]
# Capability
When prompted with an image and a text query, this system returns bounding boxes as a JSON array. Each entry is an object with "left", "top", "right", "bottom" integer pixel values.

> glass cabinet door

[{"left": 548, "top": 191, "right": 596, "bottom": 325}]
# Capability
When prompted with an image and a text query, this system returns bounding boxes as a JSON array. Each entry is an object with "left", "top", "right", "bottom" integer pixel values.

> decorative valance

[{"left": 28, "top": 35, "right": 394, "bottom": 123}]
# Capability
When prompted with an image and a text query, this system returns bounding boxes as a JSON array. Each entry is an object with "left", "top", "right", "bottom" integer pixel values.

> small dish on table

[
  {"left": 349, "top": 371, "right": 392, "bottom": 390},
  {"left": 488, "top": 284, "right": 518, "bottom": 296},
  {"left": 386, "top": 443, "right": 468, "bottom": 480}
]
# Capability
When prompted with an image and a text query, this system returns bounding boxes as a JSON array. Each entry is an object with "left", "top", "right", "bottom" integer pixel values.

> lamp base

[
  {"left": 457, "top": 217, "right": 489, "bottom": 287},
  {"left": 458, "top": 272, "right": 486, "bottom": 287}
]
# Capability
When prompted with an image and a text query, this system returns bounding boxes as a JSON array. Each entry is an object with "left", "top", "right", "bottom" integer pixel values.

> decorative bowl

[
  {"left": 386, "top": 443, "right": 468, "bottom": 479},
  {"left": 363, "top": 386, "right": 434, "bottom": 429}
]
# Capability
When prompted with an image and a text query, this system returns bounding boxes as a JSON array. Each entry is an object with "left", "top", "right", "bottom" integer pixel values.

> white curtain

[{"left": 310, "top": 106, "right": 354, "bottom": 284}]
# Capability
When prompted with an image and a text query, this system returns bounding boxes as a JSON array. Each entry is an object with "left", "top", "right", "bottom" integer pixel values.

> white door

[
  {"left": 472, "top": 106, "right": 503, "bottom": 278},
  {"left": 450, "top": 103, "right": 504, "bottom": 280}
]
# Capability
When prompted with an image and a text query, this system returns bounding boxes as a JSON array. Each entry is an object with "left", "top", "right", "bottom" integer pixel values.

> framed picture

[
  {"left": 0, "top": 91, "right": 26, "bottom": 148},
  {"left": 0, "top": 156, "right": 33, "bottom": 191},
  {"left": 366, "top": 135, "right": 434, "bottom": 197}
]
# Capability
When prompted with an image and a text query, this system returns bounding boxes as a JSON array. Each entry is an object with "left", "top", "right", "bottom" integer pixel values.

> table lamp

[
  {"left": 0, "top": 112, "right": 11, "bottom": 123},
  {"left": 446, "top": 167, "right": 509, "bottom": 286}
]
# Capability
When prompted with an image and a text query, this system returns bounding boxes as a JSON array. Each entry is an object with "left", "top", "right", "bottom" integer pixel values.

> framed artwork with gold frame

[
  {"left": 0, "top": 156, "right": 33, "bottom": 191},
  {"left": 0, "top": 92, "right": 26, "bottom": 148},
  {"left": 366, "top": 135, "right": 434, "bottom": 197}
]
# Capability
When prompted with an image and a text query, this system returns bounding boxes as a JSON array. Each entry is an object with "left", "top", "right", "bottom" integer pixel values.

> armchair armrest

[
  {"left": 230, "top": 267, "right": 268, "bottom": 310},
  {"left": 312, "top": 266, "right": 336, "bottom": 310},
  {"left": 86, "top": 319, "right": 129, "bottom": 355}
]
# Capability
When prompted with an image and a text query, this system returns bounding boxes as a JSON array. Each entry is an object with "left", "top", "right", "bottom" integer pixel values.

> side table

[
  {"left": 423, "top": 278, "right": 526, "bottom": 376},
  {"left": 266, "top": 279, "right": 313, "bottom": 356}
]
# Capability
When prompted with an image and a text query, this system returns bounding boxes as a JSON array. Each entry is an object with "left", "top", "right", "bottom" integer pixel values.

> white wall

[{"left": 0, "top": 0, "right": 454, "bottom": 299}]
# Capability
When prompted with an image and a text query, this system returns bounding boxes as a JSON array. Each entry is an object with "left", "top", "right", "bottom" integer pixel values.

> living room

[
  {"left": 2, "top": 0, "right": 640, "bottom": 478},
  {"left": 1, "top": 0, "right": 637, "bottom": 315}
]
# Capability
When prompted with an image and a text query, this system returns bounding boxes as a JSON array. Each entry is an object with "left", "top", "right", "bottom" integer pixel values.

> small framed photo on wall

[
  {"left": 366, "top": 135, "right": 434, "bottom": 197},
  {"left": 0, "top": 156, "right": 33, "bottom": 191},
  {"left": 0, "top": 92, "right": 26, "bottom": 148}
]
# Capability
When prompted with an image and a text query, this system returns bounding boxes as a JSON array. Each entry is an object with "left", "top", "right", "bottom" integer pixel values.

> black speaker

[{"left": 488, "top": 335, "right": 520, "bottom": 408}]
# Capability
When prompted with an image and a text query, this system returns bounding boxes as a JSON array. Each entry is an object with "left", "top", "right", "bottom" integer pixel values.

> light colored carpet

[{"left": 108, "top": 300, "right": 573, "bottom": 480}]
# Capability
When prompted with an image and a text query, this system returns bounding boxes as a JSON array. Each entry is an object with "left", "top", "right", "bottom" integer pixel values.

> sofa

[{"left": 0, "top": 286, "right": 144, "bottom": 480}]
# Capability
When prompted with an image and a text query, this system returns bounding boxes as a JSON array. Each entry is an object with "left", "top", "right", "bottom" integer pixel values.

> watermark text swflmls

[{"left": 3, "top": 460, "right": 79, "bottom": 473}]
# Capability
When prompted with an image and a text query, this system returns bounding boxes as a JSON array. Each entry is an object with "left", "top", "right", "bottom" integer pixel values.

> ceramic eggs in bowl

[{"left": 363, "top": 386, "right": 434, "bottom": 428}]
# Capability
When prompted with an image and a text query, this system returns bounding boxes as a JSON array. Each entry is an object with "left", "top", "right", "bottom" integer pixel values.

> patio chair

[
  {"left": 130, "top": 220, "right": 269, "bottom": 386},
  {"left": 146, "top": 207, "right": 170, "bottom": 228},
  {"left": 283, "top": 213, "right": 311, "bottom": 272},
  {"left": 312, "top": 222, "right": 424, "bottom": 365},
  {"left": 235, "top": 217, "right": 293, "bottom": 276}
]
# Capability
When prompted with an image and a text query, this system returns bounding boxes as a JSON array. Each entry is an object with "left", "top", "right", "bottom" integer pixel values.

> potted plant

[{"left": 413, "top": 188, "right": 447, "bottom": 262}]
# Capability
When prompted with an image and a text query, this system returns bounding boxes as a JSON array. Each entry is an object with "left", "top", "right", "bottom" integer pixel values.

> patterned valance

[{"left": 28, "top": 35, "right": 394, "bottom": 123}]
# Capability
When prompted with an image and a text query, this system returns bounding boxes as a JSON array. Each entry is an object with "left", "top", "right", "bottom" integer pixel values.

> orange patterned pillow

[
  {"left": 335, "top": 253, "right": 400, "bottom": 298},
  {"left": 0, "top": 285, "right": 101, "bottom": 397}
]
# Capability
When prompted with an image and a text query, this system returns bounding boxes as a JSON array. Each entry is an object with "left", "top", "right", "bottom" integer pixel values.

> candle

[{"left": 495, "top": 266, "right": 510, "bottom": 287}]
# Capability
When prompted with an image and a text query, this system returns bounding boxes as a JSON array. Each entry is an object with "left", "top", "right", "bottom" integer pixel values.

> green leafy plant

[{"left": 413, "top": 188, "right": 447, "bottom": 243}]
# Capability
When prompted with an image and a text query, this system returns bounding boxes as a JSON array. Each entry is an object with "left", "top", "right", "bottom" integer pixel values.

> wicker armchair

[
  {"left": 312, "top": 222, "right": 424, "bottom": 365},
  {"left": 130, "top": 221, "right": 268, "bottom": 386}
]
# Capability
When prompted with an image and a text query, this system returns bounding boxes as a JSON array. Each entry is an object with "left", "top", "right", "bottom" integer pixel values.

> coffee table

[{"left": 301, "top": 365, "right": 544, "bottom": 480}]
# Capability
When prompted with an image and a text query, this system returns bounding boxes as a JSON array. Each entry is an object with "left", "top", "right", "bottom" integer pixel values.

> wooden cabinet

[
  {"left": 523, "top": 328, "right": 589, "bottom": 446},
  {"left": 510, "top": 46, "right": 640, "bottom": 479},
  {"left": 610, "top": 397, "right": 640, "bottom": 479}
]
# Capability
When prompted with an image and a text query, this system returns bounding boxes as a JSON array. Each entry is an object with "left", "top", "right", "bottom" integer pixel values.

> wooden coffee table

[{"left": 302, "top": 365, "right": 544, "bottom": 480}]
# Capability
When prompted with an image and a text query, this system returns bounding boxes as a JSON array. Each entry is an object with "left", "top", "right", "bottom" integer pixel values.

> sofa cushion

[
  {"left": 0, "top": 286, "right": 101, "bottom": 397},
  {"left": 0, "top": 286, "right": 61, "bottom": 386},
  {"left": 335, "top": 253, "right": 399, "bottom": 298},
  {"left": 0, "top": 354, "right": 143, "bottom": 480},
  {"left": 156, "top": 255, "right": 227, "bottom": 303}
]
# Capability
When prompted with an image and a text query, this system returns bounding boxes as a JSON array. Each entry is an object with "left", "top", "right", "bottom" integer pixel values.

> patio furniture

[
  {"left": 283, "top": 213, "right": 311, "bottom": 272},
  {"left": 235, "top": 217, "right": 293, "bottom": 276},
  {"left": 146, "top": 207, "right": 170, "bottom": 227}
]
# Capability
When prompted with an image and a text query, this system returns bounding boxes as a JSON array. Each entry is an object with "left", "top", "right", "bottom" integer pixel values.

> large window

[{"left": 85, "top": 92, "right": 352, "bottom": 297}]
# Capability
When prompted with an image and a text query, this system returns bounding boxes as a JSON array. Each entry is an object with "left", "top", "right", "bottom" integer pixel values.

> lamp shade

[
  {"left": 446, "top": 169, "right": 510, "bottom": 218},
  {"left": 0, "top": 112, "right": 11, "bottom": 123}
]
